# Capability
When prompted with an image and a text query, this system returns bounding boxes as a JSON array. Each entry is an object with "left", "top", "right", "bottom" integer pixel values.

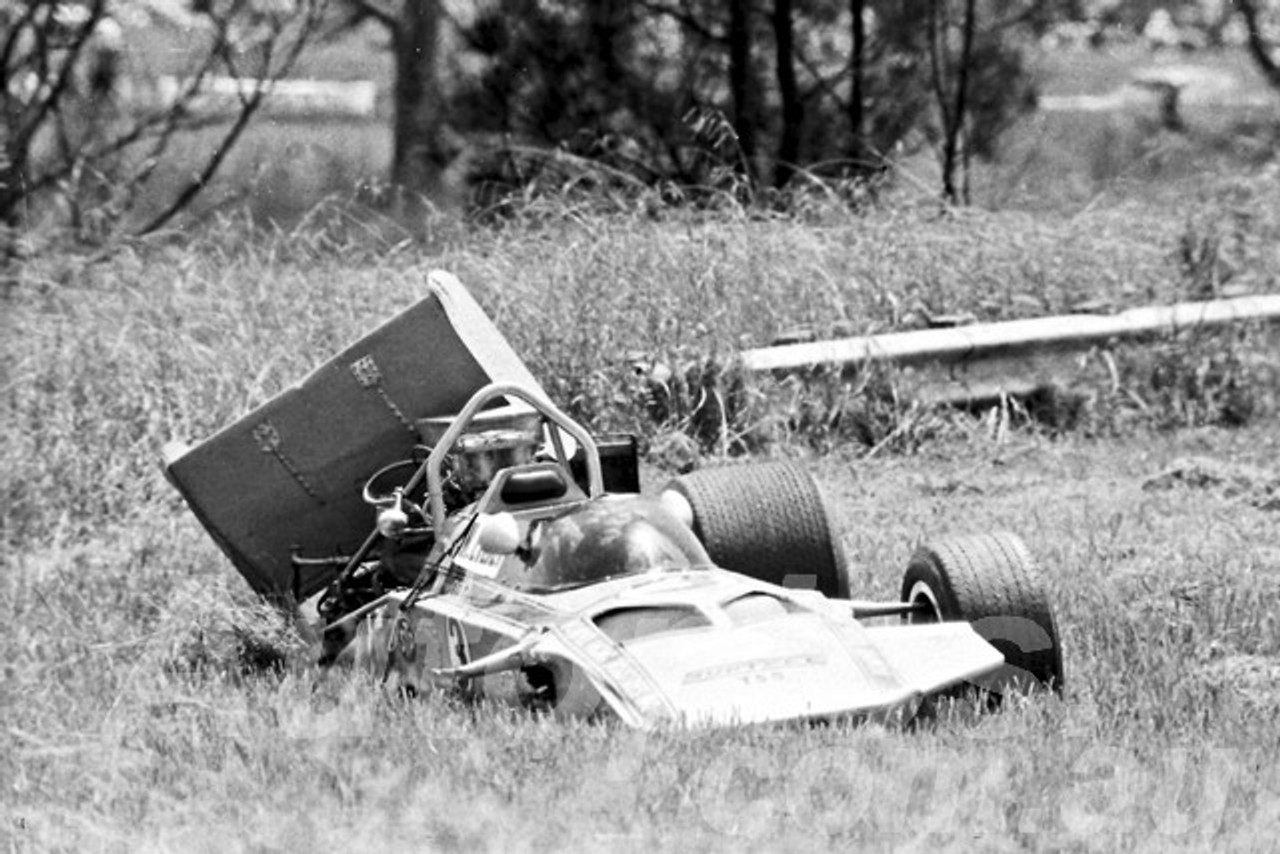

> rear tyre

[
  {"left": 663, "top": 462, "right": 850, "bottom": 598},
  {"left": 902, "top": 532, "right": 1064, "bottom": 695}
]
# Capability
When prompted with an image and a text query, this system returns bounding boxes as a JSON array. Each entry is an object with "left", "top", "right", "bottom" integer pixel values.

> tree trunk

[
  {"left": 727, "top": 0, "right": 757, "bottom": 179},
  {"left": 390, "top": 0, "right": 452, "bottom": 202},
  {"left": 1, "top": 152, "right": 27, "bottom": 230},
  {"left": 850, "top": 0, "right": 866, "bottom": 170},
  {"left": 773, "top": 0, "right": 801, "bottom": 188},
  {"left": 588, "top": 0, "right": 628, "bottom": 90},
  {"left": 938, "top": 0, "right": 976, "bottom": 204}
]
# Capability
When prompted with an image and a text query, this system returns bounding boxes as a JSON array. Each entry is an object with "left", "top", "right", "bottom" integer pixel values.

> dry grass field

[
  {"left": 6, "top": 426, "right": 1280, "bottom": 852},
  {"left": 6, "top": 173, "right": 1280, "bottom": 849},
  {"left": 4, "top": 39, "right": 1280, "bottom": 854}
]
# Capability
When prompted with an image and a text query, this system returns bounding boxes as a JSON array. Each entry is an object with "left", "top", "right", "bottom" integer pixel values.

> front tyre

[{"left": 902, "top": 532, "right": 1064, "bottom": 694}]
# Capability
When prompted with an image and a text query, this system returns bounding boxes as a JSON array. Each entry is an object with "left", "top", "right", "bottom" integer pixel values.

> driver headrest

[{"left": 500, "top": 467, "right": 570, "bottom": 504}]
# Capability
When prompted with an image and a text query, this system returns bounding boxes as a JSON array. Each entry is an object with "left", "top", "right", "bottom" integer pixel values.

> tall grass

[
  {"left": 6, "top": 165, "right": 1280, "bottom": 538},
  {"left": 6, "top": 427, "right": 1280, "bottom": 850},
  {"left": 4, "top": 163, "right": 1280, "bottom": 849}
]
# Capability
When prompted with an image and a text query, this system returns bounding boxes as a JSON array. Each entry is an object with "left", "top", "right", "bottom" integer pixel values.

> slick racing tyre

[
  {"left": 662, "top": 462, "right": 850, "bottom": 598},
  {"left": 901, "top": 532, "right": 1064, "bottom": 694}
]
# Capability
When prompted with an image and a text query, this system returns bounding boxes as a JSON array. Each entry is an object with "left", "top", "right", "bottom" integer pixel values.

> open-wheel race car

[{"left": 164, "top": 271, "right": 1064, "bottom": 728}]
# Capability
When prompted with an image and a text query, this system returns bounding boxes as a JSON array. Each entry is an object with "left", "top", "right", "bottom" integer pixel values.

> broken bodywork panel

[{"left": 163, "top": 271, "right": 541, "bottom": 601}]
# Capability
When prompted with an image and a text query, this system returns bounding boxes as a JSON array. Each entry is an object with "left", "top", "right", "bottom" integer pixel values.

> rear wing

[{"left": 163, "top": 271, "right": 544, "bottom": 601}]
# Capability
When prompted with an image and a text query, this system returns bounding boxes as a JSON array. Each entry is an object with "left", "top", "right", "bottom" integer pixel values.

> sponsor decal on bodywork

[
  {"left": 454, "top": 531, "right": 505, "bottom": 578},
  {"left": 682, "top": 653, "right": 828, "bottom": 686}
]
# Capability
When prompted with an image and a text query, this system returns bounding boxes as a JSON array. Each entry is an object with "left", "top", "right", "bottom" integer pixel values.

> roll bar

[{"left": 422, "top": 383, "right": 602, "bottom": 531}]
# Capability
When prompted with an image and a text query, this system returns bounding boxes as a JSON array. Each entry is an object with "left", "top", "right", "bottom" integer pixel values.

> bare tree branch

[
  {"left": 987, "top": 5, "right": 1047, "bottom": 35},
  {"left": 3, "top": 0, "right": 108, "bottom": 226},
  {"left": 1238, "top": 0, "right": 1280, "bottom": 90},
  {"left": 138, "top": 1, "right": 326, "bottom": 236},
  {"left": 636, "top": 0, "right": 724, "bottom": 44},
  {"left": 346, "top": 0, "right": 400, "bottom": 31},
  {"left": 29, "top": 27, "right": 227, "bottom": 199},
  {"left": 8, "top": 0, "right": 104, "bottom": 156},
  {"left": 1, "top": 0, "right": 44, "bottom": 78},
  {"left": 20, "top": 4, "right": 224, "bottom": 202}
]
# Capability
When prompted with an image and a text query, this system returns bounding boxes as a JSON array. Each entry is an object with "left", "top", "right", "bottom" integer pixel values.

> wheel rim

[{"left": 906, "top": 581, "right": 943, "bottom": 623}]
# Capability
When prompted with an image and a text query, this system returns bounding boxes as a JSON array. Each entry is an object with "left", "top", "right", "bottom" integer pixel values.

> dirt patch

[{"left": 1142, "top": 455, "right": 1280, "bottom": 510}]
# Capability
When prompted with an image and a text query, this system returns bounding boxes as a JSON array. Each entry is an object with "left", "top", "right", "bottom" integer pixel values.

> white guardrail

[
  {"left": 153, "top": 75, "right": 378, "bottom": 118},
  {"left": 741, "top": 295, "right": 1280, "bottom": 374}
]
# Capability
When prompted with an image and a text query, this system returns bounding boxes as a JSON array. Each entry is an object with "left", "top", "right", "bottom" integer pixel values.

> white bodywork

[{"left": 350, "top": 567, "right": 1003, "bottom": 729}]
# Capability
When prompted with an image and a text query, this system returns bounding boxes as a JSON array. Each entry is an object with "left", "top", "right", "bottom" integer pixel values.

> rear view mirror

[{"left": 474, "top": 512, "right": 521, "bottom": 555}]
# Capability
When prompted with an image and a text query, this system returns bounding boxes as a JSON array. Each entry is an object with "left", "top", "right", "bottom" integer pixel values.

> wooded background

[{"left": 3, "top": 0, "right": 1278, "bottom": 244}]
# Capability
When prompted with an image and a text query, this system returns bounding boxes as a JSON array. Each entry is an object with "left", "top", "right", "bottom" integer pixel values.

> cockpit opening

[
  {"left": 514, "top": 496, "right": 713, "bottom": 591},
  {"left": 594, "top": 606, "right": 712, "bottom": 643}
]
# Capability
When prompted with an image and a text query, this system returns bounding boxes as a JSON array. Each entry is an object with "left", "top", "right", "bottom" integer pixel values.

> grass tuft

[{"left": 156, "top": 586, "right": 303, "bottom": 682}]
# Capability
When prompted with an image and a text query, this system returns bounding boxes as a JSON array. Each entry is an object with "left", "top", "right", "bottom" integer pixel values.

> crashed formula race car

[{"left": 164, "top": 271, "right": 1064, "bottom": 728}]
